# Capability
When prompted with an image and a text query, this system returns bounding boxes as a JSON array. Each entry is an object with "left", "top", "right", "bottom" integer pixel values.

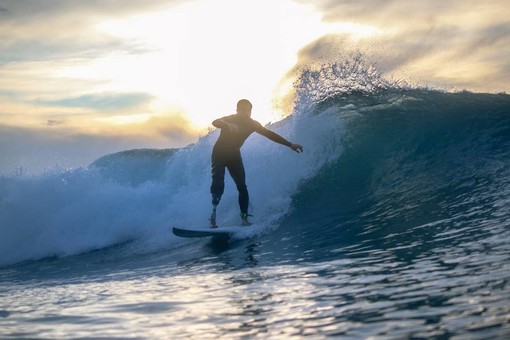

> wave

[
  {"left": 0, "top": 99, "right": 345, "bottom": 267},
  {"left": 91, "top": 148, "right": 179, "bottom": 186},
  {"left": 1, "top": 62, "right": 509, "bottom": 268}
]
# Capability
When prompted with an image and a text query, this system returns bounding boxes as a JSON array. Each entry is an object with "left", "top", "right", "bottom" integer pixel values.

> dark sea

[{"left": 1, "top": 80, "right": 510, "bottom": 338}]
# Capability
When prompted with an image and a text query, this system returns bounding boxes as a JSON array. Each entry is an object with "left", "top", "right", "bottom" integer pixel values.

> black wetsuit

[{"left": 210, "top": 114, "right": 291, "bottom": 214}]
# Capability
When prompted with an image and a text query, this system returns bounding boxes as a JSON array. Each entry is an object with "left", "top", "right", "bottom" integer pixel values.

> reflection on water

[{"left": 1, "top": 223, "right": 509, "bottom": 339}]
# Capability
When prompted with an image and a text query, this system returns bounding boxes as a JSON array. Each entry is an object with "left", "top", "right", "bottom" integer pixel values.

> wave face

[
  {"left": 1, "top": 79, "right": 509, "bottom": 267},
  {"left": 266, "top": 90, "right": 510, "bottom": 264}
]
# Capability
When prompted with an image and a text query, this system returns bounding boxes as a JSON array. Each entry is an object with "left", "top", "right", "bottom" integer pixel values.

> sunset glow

[
  {"left": 40, "top": 0, "right": 378, "bottom": 129},
  {"left": 0, "top": 0, "right": 508, "bottom": 173}
]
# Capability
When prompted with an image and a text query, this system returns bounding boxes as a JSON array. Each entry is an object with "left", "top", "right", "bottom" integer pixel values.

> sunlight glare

[{"left": 69, "top": 0, "right": 380, "bottom": 130}]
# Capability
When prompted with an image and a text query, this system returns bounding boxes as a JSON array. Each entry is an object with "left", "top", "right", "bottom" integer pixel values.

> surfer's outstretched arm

[{"left": 255, "top": 123, "right": 303, "bottom": 153}]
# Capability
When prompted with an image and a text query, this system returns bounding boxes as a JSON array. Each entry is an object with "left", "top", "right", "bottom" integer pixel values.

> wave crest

[{"left": 291, "top": 53, "right": 413, "bottom": 113}]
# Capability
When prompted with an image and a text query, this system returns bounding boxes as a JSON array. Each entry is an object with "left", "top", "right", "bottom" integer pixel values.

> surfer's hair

[{"left": 237, "top": 99, "right": 252, "bottom": 112}]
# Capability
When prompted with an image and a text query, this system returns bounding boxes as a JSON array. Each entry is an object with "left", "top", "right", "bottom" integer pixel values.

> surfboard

[{"left": 172, "top": 226, "right": 247, "bottom": 238}]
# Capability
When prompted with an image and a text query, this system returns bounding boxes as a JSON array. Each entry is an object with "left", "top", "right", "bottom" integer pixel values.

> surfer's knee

[{"left": 237, "top": 184, "right": 248, "bottom": 195}]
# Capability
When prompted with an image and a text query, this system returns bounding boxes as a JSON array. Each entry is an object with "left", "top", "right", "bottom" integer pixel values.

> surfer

[{"left": 209, "top": 99, "right": 303, "bottom": 228}]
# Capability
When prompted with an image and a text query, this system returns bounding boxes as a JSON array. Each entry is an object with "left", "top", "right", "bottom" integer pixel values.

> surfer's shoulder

[
  {"left": 249, "top": 117, "right": 262, "bottom": 127},
  {"left": 251, "top": 119, "right": 265, "bottom": 132}
]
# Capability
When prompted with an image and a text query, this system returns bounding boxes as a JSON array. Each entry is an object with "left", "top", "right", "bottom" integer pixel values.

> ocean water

[{"left": 1, "top": 69, "right": 510, "bottom": 338}]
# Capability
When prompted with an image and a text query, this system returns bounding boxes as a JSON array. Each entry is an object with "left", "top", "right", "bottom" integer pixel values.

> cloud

[
  {"left": 46, "top": 119, "right": 65, "bottom": 126},
  {"left": 35, "top": 92, "right": 153, "bottom": 111},
  {"left": 0, "top": 0, "right": 174, "bottom": 18},
  {"left": 0, "top": 0, "right": 183, "bottom": 61},
  {"left": 0, "top": 89, "right": 157, "bottom": 130},
  {"left": 294, "top": 0, "right": 510, "bottom": 92},
  {"left": 0, "top": 1, "right": 193, "bottom": 133}
]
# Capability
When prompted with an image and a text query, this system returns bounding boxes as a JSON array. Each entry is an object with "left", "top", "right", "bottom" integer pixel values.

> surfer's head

[{"left": 236, "top": 99, "right": 252, "bottom": 118}]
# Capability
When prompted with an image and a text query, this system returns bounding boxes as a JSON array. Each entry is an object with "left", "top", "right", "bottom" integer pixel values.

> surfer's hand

[{"left": 290, "top": 143, "right": 303, "bottom": 153}]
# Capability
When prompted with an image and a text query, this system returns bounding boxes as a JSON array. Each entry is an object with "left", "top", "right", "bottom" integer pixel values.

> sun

[{"left": 65, "top": 0, "right": 380, "bottom": 131}]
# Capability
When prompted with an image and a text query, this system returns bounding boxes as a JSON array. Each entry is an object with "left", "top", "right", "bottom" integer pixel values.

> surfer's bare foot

[{"left": 209, "top": 219, "right": 218, "bottom": 228}]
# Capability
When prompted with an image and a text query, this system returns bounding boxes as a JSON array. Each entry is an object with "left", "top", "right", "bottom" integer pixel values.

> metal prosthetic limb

[{"left": 209, "top": 205, "right": 218, "bottom": 228}]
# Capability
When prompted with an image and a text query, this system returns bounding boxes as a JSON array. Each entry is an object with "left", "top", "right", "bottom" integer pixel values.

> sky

[{"left": 0, "top": 0, "right": 509, "bottom": 174}]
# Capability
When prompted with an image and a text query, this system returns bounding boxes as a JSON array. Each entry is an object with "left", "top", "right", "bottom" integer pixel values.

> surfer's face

[
  {"left": 237, "top": 106, "right": 252, "bottom": 118},
  {"left": 236, "top": 99, "right": 252, "bottom": 118}
]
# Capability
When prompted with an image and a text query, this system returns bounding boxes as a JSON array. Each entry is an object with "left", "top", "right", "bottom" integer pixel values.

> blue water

[{"left": 1, "top": 75, "right": 510, "bottom": 337}]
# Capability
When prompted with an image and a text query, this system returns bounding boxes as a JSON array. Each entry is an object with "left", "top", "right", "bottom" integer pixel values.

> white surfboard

[{"left": 172, "top": 226, "right": 248, "bottom": 238}]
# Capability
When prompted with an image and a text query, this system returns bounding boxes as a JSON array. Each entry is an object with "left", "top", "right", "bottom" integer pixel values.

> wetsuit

[{"left": 210, "top": 114, "right": 292, "bottom": 214}]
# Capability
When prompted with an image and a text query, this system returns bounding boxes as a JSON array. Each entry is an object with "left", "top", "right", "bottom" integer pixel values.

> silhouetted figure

[{"left": 209, "top": 99, "right": 303, "bottom": 227}]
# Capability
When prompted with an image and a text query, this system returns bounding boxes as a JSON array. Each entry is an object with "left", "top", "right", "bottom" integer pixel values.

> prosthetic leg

[
  {"left": 209, "top": 195, "right": 220, "bottom": 228},
  {"left": 209, "top": 205, "right": 218, "bottom": 228}
]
